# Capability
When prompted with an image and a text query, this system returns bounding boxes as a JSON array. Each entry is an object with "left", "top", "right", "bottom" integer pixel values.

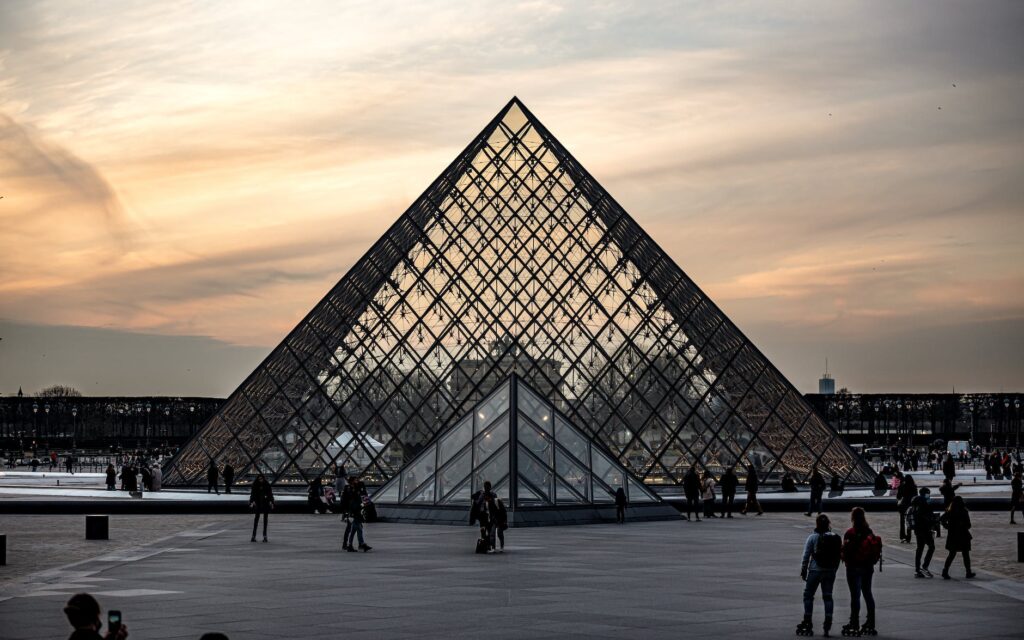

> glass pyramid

[
  {"left": 374, "top": 375, "right": 662, "bottom": 508},
  {"left": 163, "top": 97, "right": 874, "bottom": 489},
  {"left": 373, "top": 375, "right": 678, "bottom": 525}
]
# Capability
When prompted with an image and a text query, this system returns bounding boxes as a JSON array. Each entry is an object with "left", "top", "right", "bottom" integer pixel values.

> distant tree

[{"left": 36, "top": 385, "right": 82, "bottom": 398}]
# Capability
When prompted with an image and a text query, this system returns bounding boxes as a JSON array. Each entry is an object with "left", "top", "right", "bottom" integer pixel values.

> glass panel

[
  {"left": 492, "top": 477, "right": 510, "bottom": 502},
  {"left": 592, "top": 449, "right": 624, "bottom": 492},
  {"left": 474, "top": 380, "right": 511, "bottom": 434},
  {"left": 628, "top": 477, "right": 657, "bottom": 503},
  {"left": 439, "top": 416, "right": 472, "bottom": 465},
  {"left": 475, "top": 414, "right": 508, "bottom": 462},
  {"left": 399, "top": 446, "right": 436, "bottom": 501},
  {"left": 518, "top": 444, "right": 552, "bottom": 502},
  {"left": 592, "top": 479, "right": 616, "bottom": 503},
  {"left": 473, "top": 442, "right": 509, "bottom": 492},
  {"left": 556, "top": 450, "right": 589, "bottom": 501},
  {"left": 439, "top": 478, "right": 473, "bottom": 505},
  {"left": 517, "top": 481, "right": 546, "bottom": 507},
  {"left": 518, "top": 419, "right": 553, "bottom": 465},
  {"left": 407, "top": 478, "right": 435, "bottom": 504},
  {"left": 437, "top": 448, "right": 472, "bottom": 501},
  {"left": 517, "top": 383, "right": 552, "bottom": 432},
  {"left": 373, "top": 479, "right": 400, "bottom": 503},
  {"left": 555, "top": 478, "right": 585, "bottom": 504},
  {"left": 554, "top": 415, "right": 587, "bottom": 464}
]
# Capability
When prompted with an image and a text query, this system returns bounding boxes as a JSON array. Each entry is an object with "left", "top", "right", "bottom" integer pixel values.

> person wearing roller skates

[
  {"left": 841, "top": 507, "right": 882, "bottom": 636},
  {"left": 797, "top": 514, "right": 841, "bottom": 637}
]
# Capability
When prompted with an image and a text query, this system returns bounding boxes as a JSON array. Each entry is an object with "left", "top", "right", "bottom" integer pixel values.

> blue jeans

[
  {"left": 845, "top": 567, "right": 875, "bottom": 619},
  {"left": 803, "top": 569, "right": 836, "bottom": 617},
  {"left": 344, "top": 518, "right": 365, "bottom": 547}
]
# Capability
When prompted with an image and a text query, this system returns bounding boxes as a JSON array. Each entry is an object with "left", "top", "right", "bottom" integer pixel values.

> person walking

[
  {"left": 494, "top": 496, "right": 508, "bottom": 551},
  {"left": 940, "top": 495, "right": 975, "bottom": 579},
  {"left": 897, "top": 474, "right": 917, "bottom": 543},
  {"left": 683, "top": 467, "right": 701, "bottom": 521},
  {"left": 1010, "top": 469, "right": 1023, "bottom": 525},
  {"left": 307, "top": 477, "right": 325, "bottom": 514},
  {"left": 939, "top": 477, "right": 961, "bottom": 510},
  {"left": 702, "top": 471, "right": 718, "bottom": 518},
  {"left": 341, "top": 476, "right": 371, "bottom": 552},
  {"left": 248, "top": 473, "right": 274, "bottom": 543},
  {"left": 740, "top": 464, "right": 763, "bottom": 515},
  {"left": 909, "top": 487, "right": 936, "bottom": 578},
  {"left": 720, "top": 467, "right": 738, "bottom": 518},
  {"left": 797, "top": 514, "right": 841, "bottom": 637},
  {"left": 206, "top": 461, "right": 219, "bottom": 495},
  {"left": 105, "top": 464, "right": 116, "bottom": 491},
  {"left": 150, "top": 463, "right": 161, "bottom": 491},
  {"left": 841, "top": 507, "right": 882, "bottom": 636},
  {"left": 614, "top": 486, "right": 627, "bottom": 524},
  {"left": 222, "top": 463, "right": 234, "bottom": 494},
  {"left": 65, "top": 454, "right": 74, "bottom": 474},
  {"left": 805, "top": 466, "right": 826, "bottom": 517},
  {"left": 937, "top": 452, "right": 954, "bottom": 481}
]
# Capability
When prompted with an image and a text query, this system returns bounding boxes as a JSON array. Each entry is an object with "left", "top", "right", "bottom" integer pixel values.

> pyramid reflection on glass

[
  {"left": 163, "top": 97, "right": 874, "bottom": 489},
  {"left": 373, "top": 374, "right": 679, "bottom": 525}
]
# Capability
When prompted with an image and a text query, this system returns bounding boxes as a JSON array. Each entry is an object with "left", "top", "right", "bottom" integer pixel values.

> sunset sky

[{"left": 1, "top": 1, "right": 1022, "bottom": 397}]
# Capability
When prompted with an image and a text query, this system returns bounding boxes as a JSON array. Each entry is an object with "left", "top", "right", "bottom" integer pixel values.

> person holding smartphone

[
  {"left": 249, "top": 472, "right": 275, "bottom": 542},
  {"left": 63, "top": 593, "right": 128, "bottom": 640}
]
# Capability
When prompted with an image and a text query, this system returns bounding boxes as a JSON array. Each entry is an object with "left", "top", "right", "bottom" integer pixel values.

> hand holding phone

[{"left": 106, "top": 610, "right": 128, "bottom": 639}]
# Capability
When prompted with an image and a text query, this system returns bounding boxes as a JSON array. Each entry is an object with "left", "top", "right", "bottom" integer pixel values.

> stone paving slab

[{"left": 0, "top": 514, "right": 1022, "bottom": 639}]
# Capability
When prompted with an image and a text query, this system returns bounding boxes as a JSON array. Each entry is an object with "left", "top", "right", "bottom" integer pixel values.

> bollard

[
  {"left": 85, "top": 515, "right": 108, "bottom": 540},
  {"left": 1019, "top": 532, "right": 1024, "bottom": 563},
  {"left": 1, "top": 533, "right": 5, "bottom": 566}
]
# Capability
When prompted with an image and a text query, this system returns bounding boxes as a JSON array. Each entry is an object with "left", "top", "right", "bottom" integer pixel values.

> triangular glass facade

[
  {"left": 164, "top": 98, "right": 874, "bottom": 488},
  {"left": 373, "top": 375, "right": 661, "bottom": 509}
]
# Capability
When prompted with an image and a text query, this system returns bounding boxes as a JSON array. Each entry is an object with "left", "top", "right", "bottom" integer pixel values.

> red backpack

[{"left": 857, "top": 533, "right": 883, "bottom": 567}]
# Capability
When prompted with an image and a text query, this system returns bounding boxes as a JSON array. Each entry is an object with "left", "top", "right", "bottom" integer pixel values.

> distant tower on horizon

[{"left": 818, "top": 359, "right": 835, "bottom": 395}]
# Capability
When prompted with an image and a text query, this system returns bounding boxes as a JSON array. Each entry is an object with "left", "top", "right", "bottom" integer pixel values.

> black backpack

[{"left": 813, "top": 532, "right": 842, "bottom": 569}]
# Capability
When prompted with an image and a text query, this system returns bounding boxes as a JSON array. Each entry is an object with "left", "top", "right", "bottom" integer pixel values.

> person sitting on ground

[
  {"left": 781, "top": 472, "right": 798, "bottom": 493},
  {"left": 63, "top": 593, "right": 128, "bottom": 640}
]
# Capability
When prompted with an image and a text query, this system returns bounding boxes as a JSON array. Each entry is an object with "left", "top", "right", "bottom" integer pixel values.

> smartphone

[{"left": 108, "top": 610, "right": 122, "bottom": 633}]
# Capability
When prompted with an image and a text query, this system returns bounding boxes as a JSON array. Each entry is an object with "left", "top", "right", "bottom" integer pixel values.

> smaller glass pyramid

[{"left": 373, "top": 374, "right": 677, "bottom": 525}]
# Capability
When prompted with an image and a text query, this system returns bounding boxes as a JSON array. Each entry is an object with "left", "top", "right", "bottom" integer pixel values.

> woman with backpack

[
  {"left": 797, "top": 514, "right": 841, "bottom": 637},
  {"left": 841, "top": 507, "right": 881, "bottom": 636},
  {"left": 940, "top": 495, "right": 975, "bottom": 579}
]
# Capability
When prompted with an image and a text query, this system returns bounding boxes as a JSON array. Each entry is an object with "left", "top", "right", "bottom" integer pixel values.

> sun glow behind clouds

[{"left": 1, "top": 0, "right": 1023, "bottom": 393}]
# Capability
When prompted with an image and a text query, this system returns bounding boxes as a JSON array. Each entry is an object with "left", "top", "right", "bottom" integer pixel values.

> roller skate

[
  {"left": 796, "top": 616, "right": 814, "bottom": 636},
  {"left": 841, "top": 617, "right": 861, "bottom": 637},
  {"left": 823, "top": 616, "right": 833, "bottom": 637},
  {"left": 859, "top": 614, "right": 877, "bottom": 636}
]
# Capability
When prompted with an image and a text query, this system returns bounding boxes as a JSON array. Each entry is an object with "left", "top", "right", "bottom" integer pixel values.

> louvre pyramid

[
  {"left": 372, "top": 375, "right": 676, "bottom": 524},
  {"left": 164, "top": 97, "right": 874, "bottom": 489}
]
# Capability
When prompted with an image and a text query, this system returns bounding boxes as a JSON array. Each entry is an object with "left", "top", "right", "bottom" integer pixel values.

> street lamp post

[
  {"left": 1004, "top": 399, "right": 1010, "bottom": 449},
  {"left": 988, "top": 399, "right": 995, "bottom": 450},
  {"left": 145, "top": 403, "right": 151, "bottom": 448},
  {"left": 1015, "top": 399, "right": 1021, "bottom": 452},
  {"left": 71, "top": 406, "right": 78, "bottom": 450},
  {"left": 189, "top": 404, "right": 195, "bottom": 437}
]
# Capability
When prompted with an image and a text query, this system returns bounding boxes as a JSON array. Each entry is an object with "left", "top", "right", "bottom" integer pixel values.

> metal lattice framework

[{"left": 164, "top": 98, "right": 874, "bottom": 488}]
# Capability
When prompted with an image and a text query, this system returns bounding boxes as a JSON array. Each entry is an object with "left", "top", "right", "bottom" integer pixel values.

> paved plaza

[{"left": 2, "top": 512, "right": 1022, "bottom": 639}]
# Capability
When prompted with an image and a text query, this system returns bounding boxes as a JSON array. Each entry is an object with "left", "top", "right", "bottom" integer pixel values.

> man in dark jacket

[
  {"left": 720, "top": 467, "right": 739, "bottom": 518},
  {"left": 741, "top": 465, "right": 763, "bottom": 515},
  {"left": 614, "top": 487, "right": 627, "bottom": 523},
  {"left": 341, "top": 476, "right": 371, "bottom": 552},
  {"left": 937, "top": 452, "right": 954, "bottom": 481},
  {"left": 223, "top": 463, "right": 234, "bottom": 494},
  {"left": 806, "top": 466, "right": 827, "bottom": 517},
  {"left": 249, "top": 473, "right": 274, "bottom": 542},
  {"left": 909, "top": 487, "right": 936, "bottom": 577},
  {"left": 206, "top": 461, "right": 219, "bottom": 495},
  {"left": 683, "top": 468, "right": 701, "bottom": 521}
]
